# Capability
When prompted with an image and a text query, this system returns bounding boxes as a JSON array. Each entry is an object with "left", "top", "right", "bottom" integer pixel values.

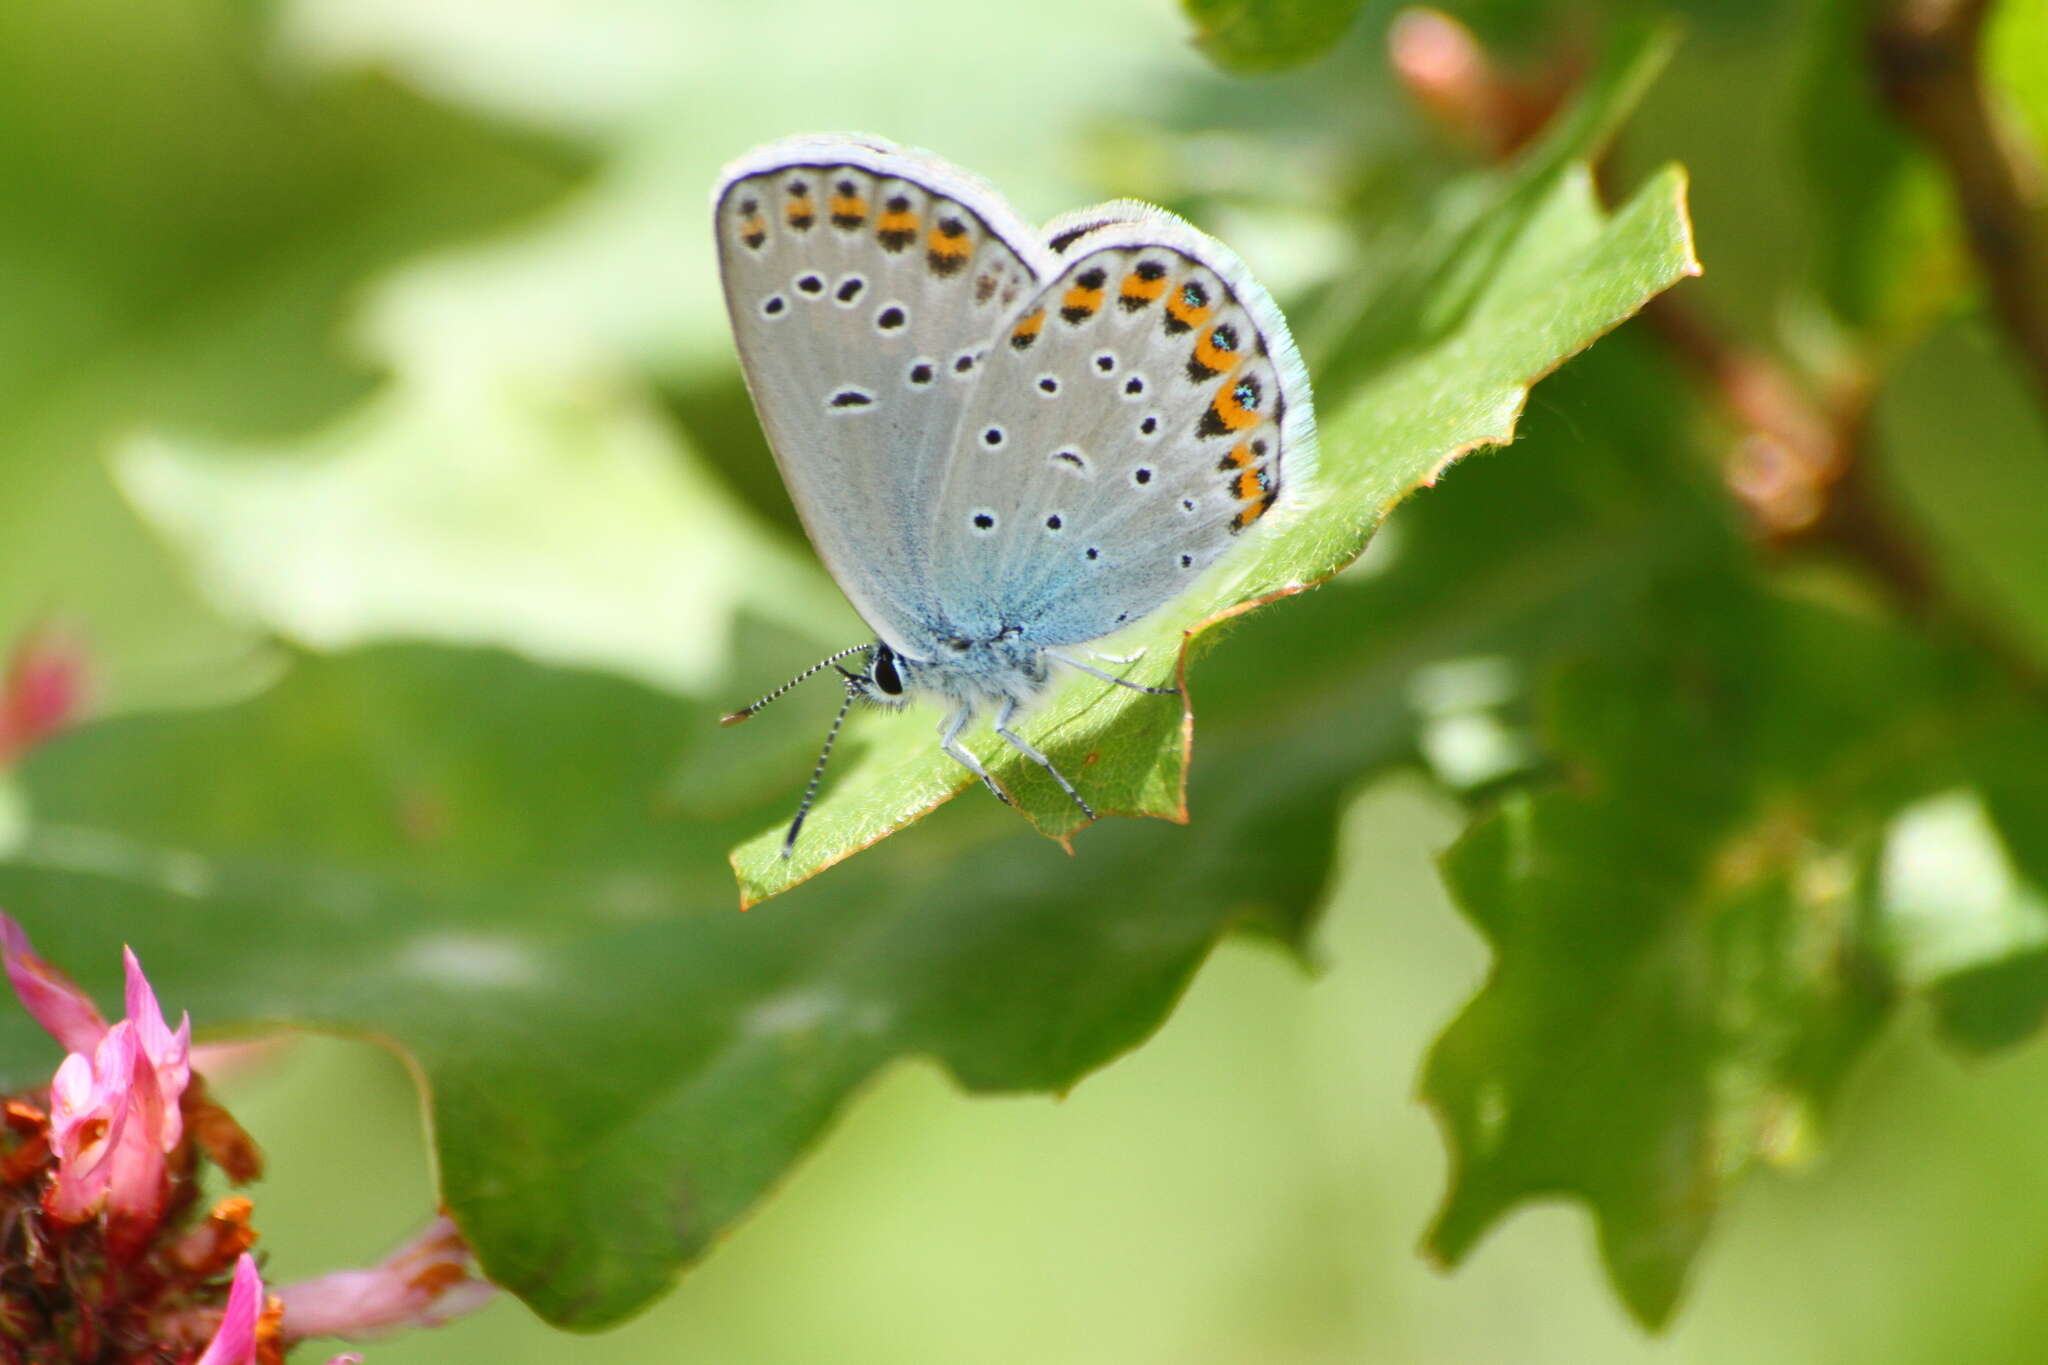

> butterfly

[{"left": 713, "top": 134, "right": 1316, "bottom": 856}]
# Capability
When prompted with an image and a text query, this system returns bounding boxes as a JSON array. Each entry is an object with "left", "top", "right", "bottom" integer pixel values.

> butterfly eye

[{"left": 872, "top": 648, "right": 903, "bottom": 695}]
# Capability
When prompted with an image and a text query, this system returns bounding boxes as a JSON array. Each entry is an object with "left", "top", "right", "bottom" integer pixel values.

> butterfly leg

[
  {"left": 994, "top": 697, "right": 1095, "bottom": 822},
  {"left": 1048, "top": 652, "right": 1179, "bottom": 696},
  {"left": 939, "top": 705, "right": 1011, "bottom": 806}
]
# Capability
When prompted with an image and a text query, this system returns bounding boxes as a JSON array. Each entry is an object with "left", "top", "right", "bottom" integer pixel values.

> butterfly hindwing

[
  {"left": 714, "top": 135, "right": 1054, "bottom": 656},
  {"left": 924, "top": 208, "right": 1316, "bottom": 648}
]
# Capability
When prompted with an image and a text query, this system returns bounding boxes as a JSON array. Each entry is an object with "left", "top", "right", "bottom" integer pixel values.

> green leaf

[
  {"left": 0, "top": 328, "right": 1735, "bottom": 1332},
  {"left": 0, "top": 640, "right": 1350, "bottom": 1328},
  {"left": 1888, "top": 711, "right": 2048, "bottom": 1053},
  {"left": 730, "top": 161, "right": 1697, "bottom": 904},
  {"left": 1181, "top": 0, "right": 1370, "bottom": 73},
  {"left": 1419, "top": 574, "right": 2029, "bottom": 1327}
]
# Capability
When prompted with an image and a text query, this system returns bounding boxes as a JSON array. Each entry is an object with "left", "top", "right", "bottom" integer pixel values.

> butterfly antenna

[
  {"left": 721, "top": 644, "right": 870, "bottom": 725},
  {"left": 782, "top": 683, "right": 857, "bottom": 858}
]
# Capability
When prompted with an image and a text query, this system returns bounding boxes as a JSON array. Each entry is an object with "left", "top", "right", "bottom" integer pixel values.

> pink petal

[
  {"left": 122, "top": 946, "right": 190, "bottom": 1148},
  {"left": 102, "top": 1031, "right": 171, "bottom": 1249},
  {"left": 0, "top": 912, "right": 109, "bottom": 1054},
  {"left": 194, "top": 1254, "right": 264, "bottom": 1365},
  {"left": 48, "top": 1049, "right": 102, "bottom": 1139},
  {"left": 280, "top": 1216, "right": 495, "bottom": 1341}
]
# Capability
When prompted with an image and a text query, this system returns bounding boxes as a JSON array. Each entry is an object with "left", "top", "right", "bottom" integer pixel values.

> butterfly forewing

[
  {"left": 714, "top": 137, "right": 1053, "bottom": 655},
  {"left": 925, "top": 211, "right": 1314, "bottom": 648}
]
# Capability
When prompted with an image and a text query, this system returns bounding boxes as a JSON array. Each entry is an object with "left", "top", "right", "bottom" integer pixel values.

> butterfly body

[{"left": 714, "top": 135, "right": 1315, "bottom": 851}]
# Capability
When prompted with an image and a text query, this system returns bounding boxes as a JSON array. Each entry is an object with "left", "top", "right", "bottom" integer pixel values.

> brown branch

[
  {"left": 1641, "top": 294, "right": 1857, "bottom": 539},
  {"left": 1872, "top": 0, "right": 2048, "bottom": 408},
  {"left": 1648, "top": 287, "right": 2042, "bottom": 685}
]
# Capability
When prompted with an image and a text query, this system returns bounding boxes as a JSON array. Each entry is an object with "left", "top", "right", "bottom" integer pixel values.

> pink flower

[
  {"left": 4, "top": 915, "right": 192, "bottom": 1251},
  {"left": 44, "top": 1017, "right": 174, "bottom": 1250},
  {"left": 45, "top": 1023, "right": 140, "bottom": 1223},
  {"left": 0, "top": 916, "right": 191, "bottom": 1113},
  {"left": 279, "top": 1216, "right": 496, "bottom": 1343}
]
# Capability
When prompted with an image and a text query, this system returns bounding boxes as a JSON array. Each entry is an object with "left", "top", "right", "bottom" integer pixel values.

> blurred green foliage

[
  {"left": 1, "top": 0, "right": 2047, "bottom": 1358},
  {"left": 1185, "top": 0, "right": 1371, "bottom": 71}
]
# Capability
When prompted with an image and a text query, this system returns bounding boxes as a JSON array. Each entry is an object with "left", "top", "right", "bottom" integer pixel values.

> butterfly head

[{"left": 840, "top": 642, "right": 910, "bottom": 711}]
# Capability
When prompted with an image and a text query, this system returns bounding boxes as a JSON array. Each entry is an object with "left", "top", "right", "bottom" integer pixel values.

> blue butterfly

[{"left": 714, "top": 135, "right": 1316, "bottom": 854}]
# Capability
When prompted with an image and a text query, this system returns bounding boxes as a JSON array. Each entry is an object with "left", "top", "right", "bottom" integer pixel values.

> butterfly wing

[
  {"left": 714, "top": 135, "right": 1055, "bottom": 656},
  {"left": 924, "top": 205, "right": 1317, "bottom": 647}
]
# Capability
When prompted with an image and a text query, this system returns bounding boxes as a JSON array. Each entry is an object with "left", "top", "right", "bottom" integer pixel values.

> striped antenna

[
  {"left": 782, "top": 683, "right": 857, "bottom": 857},
  {"left": 721, "top": 644, "right": 870, "bottom": 725}
]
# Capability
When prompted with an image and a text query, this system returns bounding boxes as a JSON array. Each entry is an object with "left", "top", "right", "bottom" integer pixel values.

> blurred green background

[{"left": 4, "top": 0, "right": 2048, "bottom": 1359}]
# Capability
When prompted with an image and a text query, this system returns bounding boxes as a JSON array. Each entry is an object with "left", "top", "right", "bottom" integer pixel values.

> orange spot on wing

[
  {"left": 785, "top": 197, "right": 815, "bottom": 226},
  {"left": 1061, "top": 283, "right": 1103, "bottom": 319},
  {"left": 1120, "top": 271, "right": 1167, "bottom": 305},
  {"left": 830, "top": 193, "right": 868, "bottom": 226},
  {"left": 1165, "top": 289, "right": 1213, "bottom": 331},
  {"left": 1233, "top": 468, "right": 1265, "bottom": 501},
  {"left": 1193, "top": 325, "right": 1243, "bottom": 376},
  {"left": 1010, "top": 309, "right": 1045, "bottom": 346},
  {"left": 877, "top": 207, "right": 918, "bottom": 251},
  {"left": 926, "top": 222, "right": 972, "bottom": 273},
  {"left": 1210, "top": 377, "right": 1261, "bottom": 433},
  {"left": 1222, "top": 442, "right": 1255, "bottom": 469}
]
